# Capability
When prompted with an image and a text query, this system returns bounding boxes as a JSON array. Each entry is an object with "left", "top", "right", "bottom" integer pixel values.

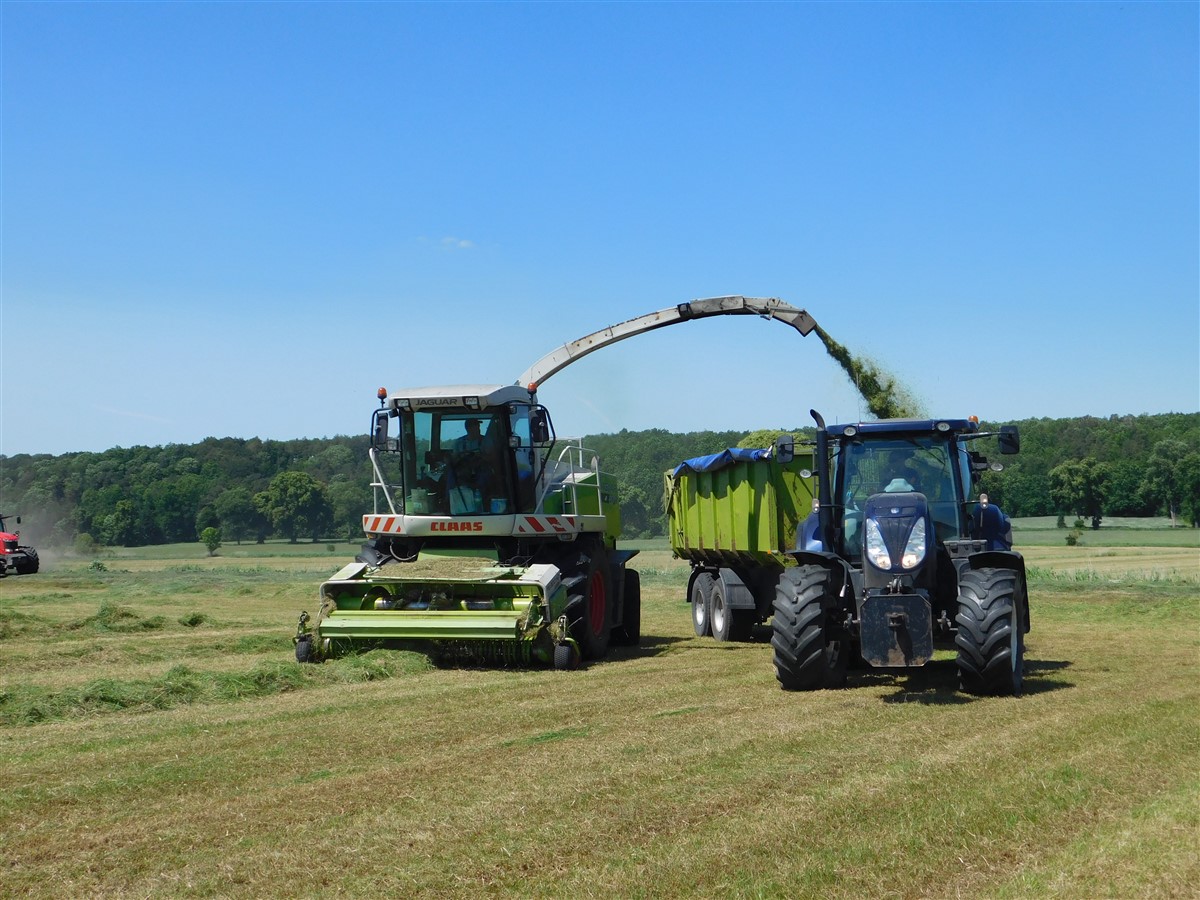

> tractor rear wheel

[
  {"left": 691, "top": 572, "right": 714, "bottom": 637},
  {"left": 570, "top": 547, "right": 611, "bottom": 661},
  {"left": 18, "top": 549, "right": 39, "bottom": 575},
  {"left": 771, "top": 565, "right": 847, "bottom": 690},
  {"left": 955, "top": 567, "right": 1024, "bottom": 696}
]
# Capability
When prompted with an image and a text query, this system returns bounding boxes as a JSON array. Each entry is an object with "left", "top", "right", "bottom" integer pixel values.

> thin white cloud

[{"left": 440, "top": 237, "right": 474, "bottom": 250}]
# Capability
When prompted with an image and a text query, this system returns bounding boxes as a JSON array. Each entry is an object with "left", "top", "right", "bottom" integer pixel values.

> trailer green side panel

[{"left": 666, "top": 452, "right": 816, "bottom": 568}]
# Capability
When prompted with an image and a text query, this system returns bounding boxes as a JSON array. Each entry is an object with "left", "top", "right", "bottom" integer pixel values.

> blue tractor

[{"left": 773, "top": 411, "right": 1029, "bottom": 695}]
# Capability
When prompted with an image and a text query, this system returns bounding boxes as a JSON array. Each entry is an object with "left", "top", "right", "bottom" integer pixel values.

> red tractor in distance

[{"left": 0, "top": 513, "right": 39, "bottom": 576}]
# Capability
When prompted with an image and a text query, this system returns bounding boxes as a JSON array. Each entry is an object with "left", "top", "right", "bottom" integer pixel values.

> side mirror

[
  {"left": 774, "top": 434, "right": 794, "bottom": 464},
  {"left": 999, "top": 425, "right": 1020, "bottom": 455},
  {"left": 530, "top": 408, "right": 551, "bottom": 445},
  {"left": 372, "top": 412, "right": 389, "bottom": 449}
]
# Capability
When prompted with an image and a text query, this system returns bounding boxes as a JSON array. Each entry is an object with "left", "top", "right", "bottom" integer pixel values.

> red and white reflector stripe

[
  {"left": 516, "top": 515, "right": 578, "bottom": 535},
  {"left": 363, "top": 515, "right": 403, "bottom": 534}
]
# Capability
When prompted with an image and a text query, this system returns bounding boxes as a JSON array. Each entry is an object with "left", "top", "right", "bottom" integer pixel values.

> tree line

[{"left": 0, "top": 412, "right": 1195, "bottom": 550}]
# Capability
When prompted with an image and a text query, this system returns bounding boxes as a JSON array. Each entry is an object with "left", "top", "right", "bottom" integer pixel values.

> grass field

[{"left": 1, "top": 533, "right": 1197, "bottom": 898}]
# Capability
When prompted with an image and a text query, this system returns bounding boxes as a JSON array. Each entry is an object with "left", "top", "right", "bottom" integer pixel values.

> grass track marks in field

[{"left": 0, "top": 649, "right": 432, "bottom": 726}]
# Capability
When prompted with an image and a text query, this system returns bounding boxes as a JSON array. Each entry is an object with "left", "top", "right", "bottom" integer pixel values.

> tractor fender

[
  {"left": 786, "top": 550, "right": 855, "bottom": 608},
  {"left": 967, "top": 549, "right": 1030, "bottom": 634}
]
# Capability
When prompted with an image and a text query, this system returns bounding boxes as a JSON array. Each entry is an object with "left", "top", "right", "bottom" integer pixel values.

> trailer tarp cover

[{"left": 671, "top": 447, "right": 771, "bottom": 478}]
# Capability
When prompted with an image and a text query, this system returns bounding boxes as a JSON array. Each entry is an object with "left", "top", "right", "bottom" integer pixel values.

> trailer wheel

[
  {"left": 691, "top": 572, "right": 714, "bottom": 637},
  {"left": 710, "top": 579, "right": 753, "bottom": 642},
  {"left": 771, "top": 565, "right": 847, "bottom": 691},
  {"left": 612, "top": 569, "right": 641, "bottom": 646},
  {"left": 570, "top": 547, "right": 611, "bottom": 660},
  {"left": 955, "top": 567, "right": 1024, "bottom": 696}
]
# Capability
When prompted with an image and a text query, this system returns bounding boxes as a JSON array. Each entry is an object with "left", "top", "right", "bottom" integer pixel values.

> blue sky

[{"left": 2, "top": 1, "right": 1197, "bottom": 457}]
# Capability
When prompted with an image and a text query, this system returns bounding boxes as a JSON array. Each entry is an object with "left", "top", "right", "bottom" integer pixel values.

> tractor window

[{"left": 836, "top": 437, "right": 962, "bottom": 552}]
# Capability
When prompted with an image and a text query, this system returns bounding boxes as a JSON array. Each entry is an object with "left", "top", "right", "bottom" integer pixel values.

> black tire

[
  {"left": 771, "top": 565, "right": 847, "bottom": 691},
  {"left": 570, "top": 546, "right": 611, "bottom": 660},
  {"left": 18, "top": 549, "right": 39, "bottom": 575},
  {"left": 295, "top": 637, "right": 314, "bottom": 664},
  {"left": 710, "top": 578, "right": 754, "bottom": 642},
  {"left": 553, "top": 642, "right": 578, "bottom": 671},
  {"left": 611, "top": 569, "right": 641, "bottom": 646},
  {"left": 955, "top": 567, "right": 1024, "bottom": 696},
  {"left": 691, "top": 572, "right": 714, "bottom": 637}
]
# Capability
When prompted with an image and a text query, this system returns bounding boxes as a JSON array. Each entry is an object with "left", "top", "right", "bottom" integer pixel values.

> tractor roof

[{"left": 826, "top": 418, "right": 980, "bottom": 438}]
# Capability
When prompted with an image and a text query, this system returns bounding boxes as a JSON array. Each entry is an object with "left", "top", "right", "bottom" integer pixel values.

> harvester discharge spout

[{"left": 518, "top": 296, "right": 816, "bottom": 391}]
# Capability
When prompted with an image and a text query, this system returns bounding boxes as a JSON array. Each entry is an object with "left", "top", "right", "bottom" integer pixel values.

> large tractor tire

[
  {"left": 570, "top": 546, "right": 611, "bottom": 661},
  {"left": 611, "top": 569, "right": 641, "bottom": 646},
  {"left": 17, "top": 549, "right": 39, "bottom": 575},
  {"left": 955, "top": 567, "right": 1025, "bottom": 696},
  {"left": 691, "top": 572, "right": 714, "bottom": 637},
  {"left": 771, "top": 565, "right": 847, "bottom": 691},
  {"left": 710, "top": 578, "right": 754, "bottom": 642}
]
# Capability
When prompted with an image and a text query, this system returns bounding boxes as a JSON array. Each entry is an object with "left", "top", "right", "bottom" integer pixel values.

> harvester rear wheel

[
  {"left": 570, "top": 547, "right": 611, "bottom": 661},
  {"left": 691, "top": 572, "right": 714, "bottom": 637},
  {"left": 771, "top": 565, "right": 847, "bottom": 691},
  {"left": 955, "top": 567, "right": 1024, "bottom": 696},
  {"left": 611, "top": 569, "right": 641, "bottom": 646}
]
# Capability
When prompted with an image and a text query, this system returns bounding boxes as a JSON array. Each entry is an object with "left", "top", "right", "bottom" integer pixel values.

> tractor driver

[{"left": 881, "top": 449, "right": 917, "bottom": 493}]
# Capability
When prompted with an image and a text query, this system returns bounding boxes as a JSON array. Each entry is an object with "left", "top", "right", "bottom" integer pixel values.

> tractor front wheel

[
  {"left": 955, "top": 567, "right": 1024, "bottom": 696},
  {"left": 771, "top": 565, "right": 847, "bottom": 691}
]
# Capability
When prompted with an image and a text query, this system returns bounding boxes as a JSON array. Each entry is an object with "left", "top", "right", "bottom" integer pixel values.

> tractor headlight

[
  {"left": 901, "top": 518, "right": 927, "bottom": 569},
  {"left": 865, "top": 518, "right": 891, "bottom": 569}
]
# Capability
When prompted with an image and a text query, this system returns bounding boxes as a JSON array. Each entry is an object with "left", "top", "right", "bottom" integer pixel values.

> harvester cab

[{"left": 773, "top": 412, "right": 1030, "bottom": 695}]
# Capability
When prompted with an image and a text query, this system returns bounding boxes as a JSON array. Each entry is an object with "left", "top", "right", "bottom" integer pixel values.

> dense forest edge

[{"left": 1, "top": 412, "right": 1197, "bottom": 551}]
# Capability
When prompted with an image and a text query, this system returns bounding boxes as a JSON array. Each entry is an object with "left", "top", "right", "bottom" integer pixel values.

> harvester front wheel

[
  {"left": 691, "top": 572, "right": 714, "bottom": 637},
  {"left": 571, "top": 547, "right": 611, "bottom": 661},
  {"left": 955, "top": 567, "right": 1024, "bottom": 696},
  {"left": 771, "top": 565, "right": 847, "bottom": 691},
  {"left": 611, "top": 569, "right": 641, "bottom": 646}
]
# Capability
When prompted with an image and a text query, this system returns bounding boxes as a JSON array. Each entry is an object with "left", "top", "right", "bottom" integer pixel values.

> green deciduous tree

[
  {"left": 255, "top": 472, "right": 334, "bottom": 543},
  {"left": 1141, "top": 440, "right": 1196, "bottom": 527},
  {"left": 200, "top": 526, "right": 221, "bottom": 556},
  {"left": 214, "top": 487, "right": 264, "bottom": 545},
  {"left": 1049, "top": 457, "right": 1110, "bottom": 530}
]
